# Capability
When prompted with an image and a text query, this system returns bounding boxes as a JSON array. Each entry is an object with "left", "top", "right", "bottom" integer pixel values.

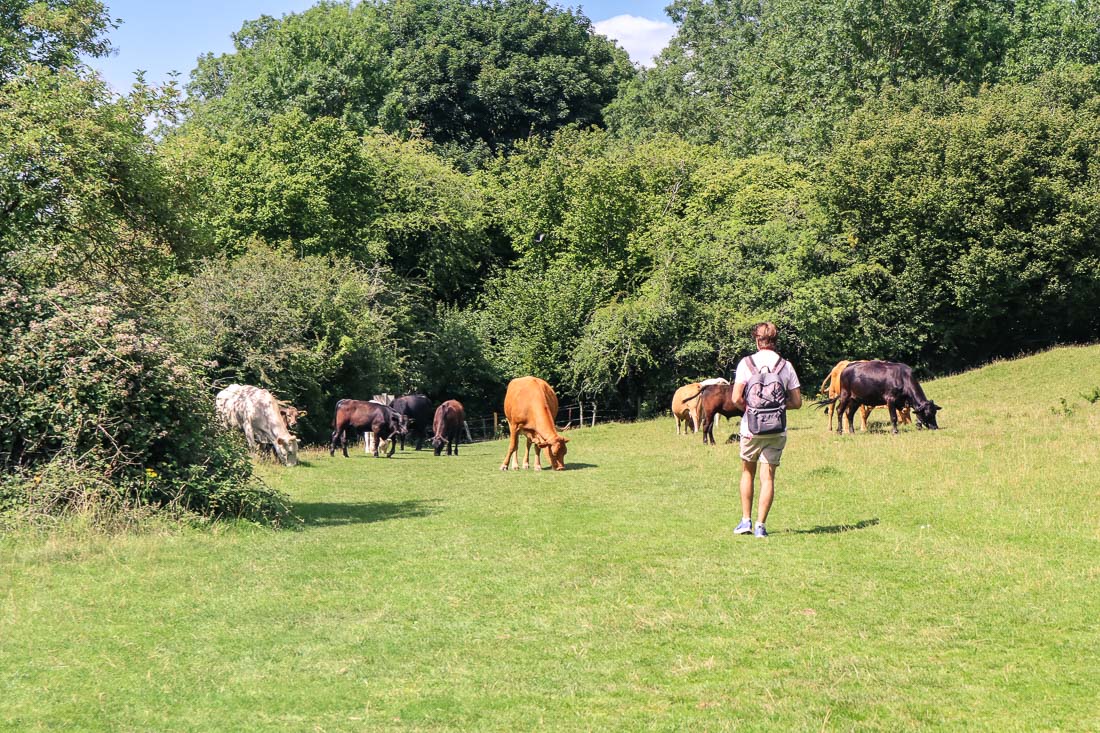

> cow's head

[
  {"left": 391, "top": 412, "right": 409, "bottom": 436},
  {"left": 913, "top": 400, "right": 941, "bottom": 430},
  {"left": 432, "top": 435, "right": 446, "bottom": 456},
  {"left": 274, "top": 436, "right": 299, "bottom": 466},
  {"left": 541, "top": 434, "right": 569, "bottom": 470},
  {"left": 279, "top": 405, "right": 306, "bottom": 428}
]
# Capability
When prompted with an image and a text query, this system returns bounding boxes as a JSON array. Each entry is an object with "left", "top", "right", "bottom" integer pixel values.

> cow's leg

[
  {"left": 888, "top": 403, "right": 899, "bottom": 434},
  {"left": 501, "top": 427, "right": 520, "bottom": 470},
  {"left": 387, "top": 435, "right": 396, "bottom": 457},
  {"left": 523, "top": 437, "right": 533, "bottom": 470},
  {"left": 372, "top": 430, "right": 381, "bottom": 457},
  {"left": 330, "top": 429, "right": 339, "bottom": 457},
  {"left": 533, "top": 442, "right": 543, "bottom": 471},
  {"left": 676, "top": 415, "right": 682, "bottom": 435},
  {"left": 845, "top": 403, "right": 859, "bottom": 435},
  {"left": 860, "top": 405, "right": 872, "bottom": 432}
]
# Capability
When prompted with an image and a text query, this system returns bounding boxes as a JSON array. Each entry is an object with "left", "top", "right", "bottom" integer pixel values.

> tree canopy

[
  {"left": 186, "top": 0, "right": 634, "bottom": 163},
  {"left": 608, "top": 0, "right": 1100, "bottom": 155}
]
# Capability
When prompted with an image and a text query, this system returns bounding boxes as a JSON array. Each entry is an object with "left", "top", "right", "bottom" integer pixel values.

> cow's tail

[
  {"left": 681, "top": 387, "right": 705, "bottom": 403},
  {"left": 812, "top": 397, "right": 837, "bottom": 412}
]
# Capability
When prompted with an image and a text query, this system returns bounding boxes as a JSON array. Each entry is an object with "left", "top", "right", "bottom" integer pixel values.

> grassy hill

[{"left": 3, "top": 346, "right": 1099, "bottom": 731}]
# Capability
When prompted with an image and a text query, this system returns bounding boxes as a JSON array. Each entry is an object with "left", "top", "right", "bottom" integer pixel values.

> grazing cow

[
  {"left": 820, "top": 360, "right": 911, "bottom": 432},
  {"left": 500, "top": 376, "right": 569, "bottom": 471},
  {"left": 432, "top": 400, "right": 466, "bottom": 456},
  {"left": 330, "top": 399, "right": 409, "bottom": 458},
  {"left": 830, "top": 361, "right": 941, "bottom": 435},
  {"left": 683, "top": 383, "right": 745, "bottom": 445},
  {"left": 259, "top": 401, "right": 307, "bottom": 460},
  {"left": 672, "top": 383, "right": 703, "bottom": 435},
  {"left": 391, "top": 394, "right": 434, "bottom": 450},
  {"left": 216, "top": 384, "right": 299, "bottom": 466}
]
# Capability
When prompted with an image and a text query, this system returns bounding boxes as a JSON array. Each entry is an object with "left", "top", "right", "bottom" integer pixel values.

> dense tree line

[{"left": 3, "top": 0, "right": 1100, "bottom": 518}]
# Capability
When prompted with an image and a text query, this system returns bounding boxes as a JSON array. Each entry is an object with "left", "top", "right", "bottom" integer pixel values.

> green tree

[
  {"left": 820, "top": 69, "right": 1100, "bottom": 367},
  {"left": 608, "top": 0, "right": 1100, "bottom": 156},
  {"left": 185, "top": 0, "right": 634, "bottom": 163},
  {"left": 161, "top": 112, "right": 496, "bottom": 301},
  {"left": 0, "top": 0, "right": 114, "bottom": 80}
]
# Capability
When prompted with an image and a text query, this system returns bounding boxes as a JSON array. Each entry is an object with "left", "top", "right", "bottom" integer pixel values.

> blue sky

[{"left": 89, "top": 1, "right": 676, "bottom": 93}]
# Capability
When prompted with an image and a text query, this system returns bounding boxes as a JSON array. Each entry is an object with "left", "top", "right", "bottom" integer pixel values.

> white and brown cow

[{"left": 216, "top": 384, "right": 299, "bottom": 466}]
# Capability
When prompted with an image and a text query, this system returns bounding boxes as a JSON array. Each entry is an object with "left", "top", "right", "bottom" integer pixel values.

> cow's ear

[
  {"left": 932, "top": 402, "right": 942, "bottom": 411},
  {"left": 559, "top": 436, "right": 570, "bottom": 444}
]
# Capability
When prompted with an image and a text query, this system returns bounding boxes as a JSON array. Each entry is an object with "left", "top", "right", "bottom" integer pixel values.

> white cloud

[{"left": 594, "top": 14, "right": 676, "bottom": 68}]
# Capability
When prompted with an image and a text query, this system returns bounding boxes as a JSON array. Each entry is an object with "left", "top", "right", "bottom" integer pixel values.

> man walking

[{"left": 732, "top": 322, "right": 802, "bottom": 538}]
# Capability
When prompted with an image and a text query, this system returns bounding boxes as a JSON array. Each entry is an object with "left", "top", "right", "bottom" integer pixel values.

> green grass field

[{"left": 3, "top": 346, "right": 1100, "bottom": 731}]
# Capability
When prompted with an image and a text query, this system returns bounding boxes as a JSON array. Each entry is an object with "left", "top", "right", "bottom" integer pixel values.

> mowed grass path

[{"left": 3, "top": 347, "right": 1100, "bottom": 731}]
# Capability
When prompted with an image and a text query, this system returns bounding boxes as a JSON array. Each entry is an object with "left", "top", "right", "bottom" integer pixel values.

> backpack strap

[
  {"left": 746, "top": 355, "right": 758, "bottom": 375},
  {"left": 771, "top": 357, "right": 786, "bottom": 375}
]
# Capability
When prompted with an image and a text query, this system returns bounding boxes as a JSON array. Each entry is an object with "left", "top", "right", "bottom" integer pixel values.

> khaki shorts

[{"left": 740, "top": 433, "right": 787, "bottom": 465}]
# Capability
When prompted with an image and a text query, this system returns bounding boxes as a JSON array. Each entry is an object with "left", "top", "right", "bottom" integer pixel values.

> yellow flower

[{"left": 145, "top": 468, "right": 158, "bottom": 478}]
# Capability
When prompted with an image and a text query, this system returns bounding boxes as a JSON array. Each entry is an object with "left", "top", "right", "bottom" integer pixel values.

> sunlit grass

[{"left": 2, "top": 346, "right": 1099, "bottom": 731}]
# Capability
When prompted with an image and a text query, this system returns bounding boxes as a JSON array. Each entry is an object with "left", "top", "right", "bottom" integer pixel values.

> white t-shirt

[{"left": 734, "top": 349, "right": 801, "bottom": 437}]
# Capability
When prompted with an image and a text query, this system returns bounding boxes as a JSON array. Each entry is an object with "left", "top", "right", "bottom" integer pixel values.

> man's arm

[
  {"left": 787, "top": 388, "right": 802, "bottom": 410},
  {"left": 733, "top": 382, "right": 746, "bottom": 411}
]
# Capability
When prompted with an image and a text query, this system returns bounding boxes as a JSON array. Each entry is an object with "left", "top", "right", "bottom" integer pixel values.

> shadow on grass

[
  {"left": 292, "top": 499, "right": 440, "bottom": 528},
  {"left": 785, "top": 518, "right": 880, "bottom": 535},
  {"left": 566, "top": 463, "right": 599, "bottom": 470}
]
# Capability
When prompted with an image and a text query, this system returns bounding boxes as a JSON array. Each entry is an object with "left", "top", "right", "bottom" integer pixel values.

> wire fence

[{"left": 462, "top": 400, "right": 635, "bottom": 444}]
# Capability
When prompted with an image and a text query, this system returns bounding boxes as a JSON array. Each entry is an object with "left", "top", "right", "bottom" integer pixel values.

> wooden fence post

[
  {"left": 591, "top": 402, "right": 597, "bottom": 427},
  {"left": 579, "top": 400, "right": 585, "bottom": 427},
  {"left": 493, "top": 412, "right": 499, "bottom": 438},
  {"left": 463, "top": 421, "right": 473, "bottom": 444}
]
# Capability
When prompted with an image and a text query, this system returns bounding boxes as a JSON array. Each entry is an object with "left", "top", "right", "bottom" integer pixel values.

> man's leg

[
  {"left": 757, "top": 463, "right": 777, "bottom": 525},
  {"left": 740, "top": 459, "right": 758, "bottom": 520}
]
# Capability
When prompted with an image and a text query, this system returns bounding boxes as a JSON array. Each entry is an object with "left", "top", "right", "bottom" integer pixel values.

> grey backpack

[{"left": 744, "top": 356, "right": 787, "bottom": 435}]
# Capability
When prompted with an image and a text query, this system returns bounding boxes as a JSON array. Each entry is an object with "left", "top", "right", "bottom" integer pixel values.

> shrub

[{"left": 0, "top": 280, "right": 289, "bottom": 522}]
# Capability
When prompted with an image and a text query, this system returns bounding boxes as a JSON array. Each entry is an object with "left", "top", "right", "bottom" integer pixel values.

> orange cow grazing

[
  {"left": 820, "top": 360, "right": 911, "bottom": 431},
  {"left": 500, "top": 376, "right": 569, "bottom": 471},
  {"left": 672, "top": 382, "right": 703, "bottom": 435}
]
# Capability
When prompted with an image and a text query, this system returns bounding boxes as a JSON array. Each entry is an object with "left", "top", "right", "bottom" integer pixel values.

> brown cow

[
  {"left": 432, "top": 399, "right": 465, "bottom": 456},
  {"left": 820, "top": 360, "right": 911, "bottom": 431},
  {"left": 499, "top": 376, "right": 569, "bottom": 471},
  {"left": 330, "top": 399, "right": 408, "bottom": 458},
  {"left": 683, "top": 383, "right": 744, "bottom": 445},
  {"left": 671, "top": 382, "right": 702, "bottom": 435}
]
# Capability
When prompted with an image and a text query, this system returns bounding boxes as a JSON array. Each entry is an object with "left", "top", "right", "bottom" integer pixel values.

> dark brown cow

[
  {"left": 432, "top": 400, "right": 466, "bottom": 456},
  {"left": 831, "top": 361, "right": 941, "bottom": 435},
  {"left": 683, "top": 384, "right": 744, "bottom": 445},
  {"left": 330, "top": 399, "right": 409, "bottom": 457}
]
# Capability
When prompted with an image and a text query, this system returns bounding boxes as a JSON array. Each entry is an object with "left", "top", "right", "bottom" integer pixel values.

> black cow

[
  {"left": 432, "top": 399, "right": 466, "bottom": 456},
  {"left": 832, "top": 361, "right": 941, "bottom": 434},
  {"left": 391, "top": 394, "right": 434, "bottom": 451},
  {"left": 330, "top": 399, "right": 409, "bottom": 457}
]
